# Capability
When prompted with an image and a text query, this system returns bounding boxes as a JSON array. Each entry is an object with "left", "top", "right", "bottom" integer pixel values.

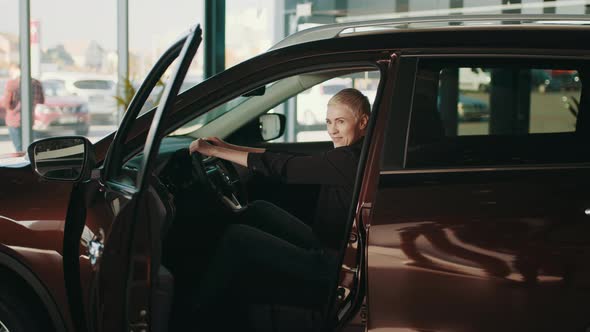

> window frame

[
  {"left": 380, "top": 51, "right": 590, "bottom": 174},
  {"left": 172, "top": 62, "right": 386, "bottom": 144}
]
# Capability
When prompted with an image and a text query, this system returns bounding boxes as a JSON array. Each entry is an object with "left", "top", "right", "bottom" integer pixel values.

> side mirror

[
  {"left": 259, "top": 113, "right": 286, "bottom": 141},
  {"left": 27, "top": 136, "right": 95, "bottom": 182}
]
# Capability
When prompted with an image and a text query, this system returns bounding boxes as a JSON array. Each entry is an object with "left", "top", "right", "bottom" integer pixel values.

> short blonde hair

[{"left": 327, "top": 88, "right": 371, "bottom": 119}]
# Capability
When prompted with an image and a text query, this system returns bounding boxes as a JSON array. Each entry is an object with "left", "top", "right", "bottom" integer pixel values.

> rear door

[
  {"left": 63, "top": 26, "right": 202, "bottom": 332},
  {"left": 369, "top": 54, "right": 590, "bottom": 331}
]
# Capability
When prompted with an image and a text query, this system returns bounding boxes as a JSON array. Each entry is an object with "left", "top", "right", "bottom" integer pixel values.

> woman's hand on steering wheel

[
  {"left": 189, "top": 138, "right": 216, "bottom": 157},
  {"left": 189, "top": 140, "right": 247, "bottom": 212}
]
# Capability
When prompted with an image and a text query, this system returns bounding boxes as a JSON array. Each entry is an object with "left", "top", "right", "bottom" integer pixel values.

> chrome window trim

[
  {"left": 381, "top": 163, "right": 590, "bottom": 175},
  {"left": 401, "top": 53, "right": 590, "bottom": 60}
]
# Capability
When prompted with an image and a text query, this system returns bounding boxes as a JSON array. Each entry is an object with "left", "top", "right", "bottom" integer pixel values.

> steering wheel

[{"left": 190, "top": 151, "right": 247, "bottom": 212}]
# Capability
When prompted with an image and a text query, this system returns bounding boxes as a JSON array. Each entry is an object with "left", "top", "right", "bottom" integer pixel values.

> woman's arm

[
  {"left": 189, "top": 138, "right": 249, "bottom": 167},
  {"left": 204, "top": 137, "right": 265, "bottom": 154}
]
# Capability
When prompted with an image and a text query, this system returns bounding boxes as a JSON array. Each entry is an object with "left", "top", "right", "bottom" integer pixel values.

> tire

[{"left": 0, "top": 285, "right": 42, "bottom": 332}]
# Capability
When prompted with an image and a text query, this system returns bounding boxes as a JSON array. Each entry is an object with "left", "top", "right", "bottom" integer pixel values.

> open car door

[
  {"left": 96, "top": 25, "right": 202, "bottom": 332},
  {"left": 37, "top": 25, "right": 203, "bottom": 332}
]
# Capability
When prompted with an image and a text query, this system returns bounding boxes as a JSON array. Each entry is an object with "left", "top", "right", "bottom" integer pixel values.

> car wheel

[{"left": 0, "top": 286, "right": 42, "bottom": 332}]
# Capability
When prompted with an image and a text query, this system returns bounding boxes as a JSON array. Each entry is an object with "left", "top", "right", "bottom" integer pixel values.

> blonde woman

[{"left": 189, "top": 88, "right": 370, "bottom": 328}]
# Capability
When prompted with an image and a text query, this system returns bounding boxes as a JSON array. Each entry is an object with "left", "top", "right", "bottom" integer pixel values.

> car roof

[{"left": 269, "top": 14, "right": 590, "bottom": 51}]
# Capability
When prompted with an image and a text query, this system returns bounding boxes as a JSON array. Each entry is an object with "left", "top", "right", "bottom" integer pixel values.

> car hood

[
  {"left": 0, "top": 152, "right": 29, "bottom": 168},
  {"left": 44, "top": 95, "right": 86, "bottom": 107}
]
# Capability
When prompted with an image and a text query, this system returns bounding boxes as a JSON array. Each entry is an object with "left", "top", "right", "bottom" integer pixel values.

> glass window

[
  {"left": 73, "top": 80, "right": 114, "bottom": 90},
  {"left": 0, "top": 0, "right": 20, "bottom": 153},
  {"left": 25, "top": 0, "right": 118, "bottom": 143},
  {"left": 406, "top": 59, "right": 588, "bottom": 168},
  {"left": 129, "top": 0, "right": 204, "bottom": 117},
  {"left": 287, "top": 72, "right": 379, "bottom": 143},
  {"left": 129, "top": 0, "right": 204, "bottom": 97},
  {"left": 172, "top": 68, "right": 380, "bottom": 144}
]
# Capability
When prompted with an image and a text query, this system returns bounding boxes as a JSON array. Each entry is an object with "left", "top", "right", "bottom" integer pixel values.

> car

[
  {"left": 459, "top": 67, "right": 491, "bottom": 92},
  {"left": 457, "top": 94, "right": 489, "bottom": 121},
  {"left": 296, "top": 77, "right": 353, "bottom": 125},
  {"left": 0, "top": 78, "right": 90, "bottom": 134},
  {"left": 545, "top": 69, "right": 582, "bottom": 91},
  {"left": 437, "top": 93, "right": 490, "bottom": 122},
  {"left": 34, "top": 80, "right": 90, "bottom": 136},
  {"left": 40, "top": 72, "right": 117, "bottom": 124},
  {"left": 1, "top": 15, "right": 590, "bottom": 332}
]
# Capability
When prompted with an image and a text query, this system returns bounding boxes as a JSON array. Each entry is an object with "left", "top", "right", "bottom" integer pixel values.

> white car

[
  {"left": 459, "top": 67, "right": 491, "bottom": 91},
  {"left": 41, "top": 72, "right": 118, "bottom": 124},
  {"left": 296, "top": 77, "right": 353, "bottom": 125}
]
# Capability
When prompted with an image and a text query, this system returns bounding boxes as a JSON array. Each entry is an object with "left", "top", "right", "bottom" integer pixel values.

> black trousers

[{"left": 194, "top": 200, "right": 338, "bottom": 311}]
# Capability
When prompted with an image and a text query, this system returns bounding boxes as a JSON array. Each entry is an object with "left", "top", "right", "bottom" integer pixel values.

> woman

[{"left": 189, "top": 88, "right": 370, "bottom": 323}]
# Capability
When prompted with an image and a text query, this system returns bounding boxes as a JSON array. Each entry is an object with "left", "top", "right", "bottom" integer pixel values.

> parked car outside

[
  {"left": 1, "top": 16, "right": 590, "bottom": 332},
  {"left": 459, "top": 67, "right": 491, "bottom": 91},
  {"left": 34, "top": 80, "right": 90, "bottom": 136},
  {"left": 546, "top": 69, "right": 582, "bottom": 91},
  {"left": 41, "top": 72, "right": 117, "bottom": 124},
  {"left": 296, "top": 77, "right": 352, "bottom": 125},
  {"left": 0, "top": 78, "right": 90, "bottom": 133},
  {"left": 457, "top": 94, "right": 489, "bottom": 121}
]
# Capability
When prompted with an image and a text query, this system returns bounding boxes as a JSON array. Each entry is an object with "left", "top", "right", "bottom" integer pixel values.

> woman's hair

[{"left": 327, "top": 88, "right": 371, "bottom": 119}]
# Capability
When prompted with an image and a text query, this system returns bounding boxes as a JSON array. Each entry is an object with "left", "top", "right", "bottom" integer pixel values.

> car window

[
  {"left": 116, "top": 51, "right": 204, "bottom": 186},
  {"left": 170, "top": 68, "right": 380, "bottom": 143},
  {"left": 73, "top": 80, "right": 115, "bottom": 90},
  {"left": 405, "top": 59, "right": 588, "bottom": 168},
  {"left": 275, "top": 72, "right": 379, "bottom": 143}
]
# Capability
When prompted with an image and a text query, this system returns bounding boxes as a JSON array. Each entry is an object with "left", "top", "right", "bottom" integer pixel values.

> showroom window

[
  {"left": 405, "top": 58, "right": 588, "bottom": 168},
  {"left": 31, "top": 0, "right": 117, "bottom": 138}
]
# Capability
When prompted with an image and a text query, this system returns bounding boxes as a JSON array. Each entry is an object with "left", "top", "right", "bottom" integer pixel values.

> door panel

[
  {"left": 368, "top": 168, "right": 590, "bottom": 331},
  {"left": 63, "top": 25, "right": 203, "bottom": 332}
]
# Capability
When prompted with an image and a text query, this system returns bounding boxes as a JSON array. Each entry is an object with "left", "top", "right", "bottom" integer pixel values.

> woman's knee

[{"left": 248, "top": 200, "right": 279, "bottom": 212}]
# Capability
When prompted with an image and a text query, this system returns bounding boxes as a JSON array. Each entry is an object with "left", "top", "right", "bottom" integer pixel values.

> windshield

[{"left": 170, "top": 93, "right": 251, "bottom": 135}]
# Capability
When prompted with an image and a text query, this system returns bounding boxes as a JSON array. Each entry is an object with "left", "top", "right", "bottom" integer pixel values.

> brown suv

[{"left": 1, "top": 15, "right": 590, "bottom": 332}]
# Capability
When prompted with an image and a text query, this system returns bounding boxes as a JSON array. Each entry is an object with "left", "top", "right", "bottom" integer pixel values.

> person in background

[{"left": 3, "top": 63, "right": 45, "bottom": 152}]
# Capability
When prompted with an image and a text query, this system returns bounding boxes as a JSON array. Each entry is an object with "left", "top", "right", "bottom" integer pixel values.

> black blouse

[{"left": 247, "top": 139, "right": 363, "bottom": 251}]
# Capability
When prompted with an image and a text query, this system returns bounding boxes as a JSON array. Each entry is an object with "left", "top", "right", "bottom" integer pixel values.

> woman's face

[{"left": 326, "top": 104, "right": 368, "bottom": 148}]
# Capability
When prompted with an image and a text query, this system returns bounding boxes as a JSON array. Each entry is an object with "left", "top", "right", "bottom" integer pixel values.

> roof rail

[{"left": 269, "top": 14, "right": 590, "bottom": 51}]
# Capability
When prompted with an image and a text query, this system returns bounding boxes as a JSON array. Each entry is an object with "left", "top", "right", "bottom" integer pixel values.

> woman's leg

[
  {"left": 241, "top": 200, "right": 321, "bottom": 249},
  {"left": 195, "top": 223, "right": 337, "bottom": 310}
]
